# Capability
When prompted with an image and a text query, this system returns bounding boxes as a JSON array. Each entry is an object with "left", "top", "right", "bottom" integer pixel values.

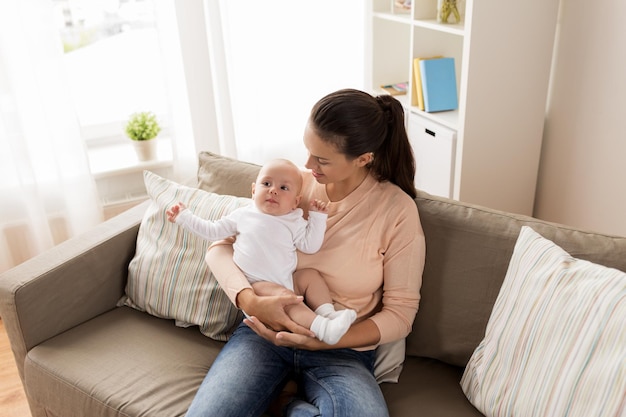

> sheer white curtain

[
  {"left": 155, "top": 0, "right": 198, "bottom": 182},
  {"left": 0, "top": 1, "right": 103, "bottom": 273}
]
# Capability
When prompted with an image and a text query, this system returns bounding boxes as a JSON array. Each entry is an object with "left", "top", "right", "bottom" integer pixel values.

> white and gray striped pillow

[
  {"left": 462, "top": 226, "right": 626, "bottom": 417},
  {"left": 123, "top": 171, "right": 249, "bottom": 341}
]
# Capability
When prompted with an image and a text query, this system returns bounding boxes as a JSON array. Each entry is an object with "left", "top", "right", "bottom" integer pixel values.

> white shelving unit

[{"left": 369, "top": 0, "right": 560, "bottom": 215}]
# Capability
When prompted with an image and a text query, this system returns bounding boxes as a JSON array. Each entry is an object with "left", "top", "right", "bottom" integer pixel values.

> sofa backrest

[
  {"left": 196, "top": 152, "right": 626, "bottom": 368},
  {"left": 197, "top": 151, "right": 261, "bottom": 197},
  {"left": 408, "top": 190, "right": 626, "bottom": 367}
]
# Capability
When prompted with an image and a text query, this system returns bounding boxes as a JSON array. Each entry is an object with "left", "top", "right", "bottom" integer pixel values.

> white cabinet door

[{"left": 408, "top": 113, "right": 456, "bottom": 198}]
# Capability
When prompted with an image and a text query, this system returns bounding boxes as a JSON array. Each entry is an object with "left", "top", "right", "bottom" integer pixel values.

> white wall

[{"left": 534, "top": 0, "right": 626, "bottom": 237}]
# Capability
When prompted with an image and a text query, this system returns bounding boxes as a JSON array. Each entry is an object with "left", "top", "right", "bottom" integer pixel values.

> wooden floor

[{"left": 0, "top": 319, "right": 31, "bottom": 417}]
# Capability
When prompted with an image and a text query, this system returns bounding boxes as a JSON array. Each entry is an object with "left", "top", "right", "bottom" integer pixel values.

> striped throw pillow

[
  {"left": 122, "top": 171, "right": 249, "bottom": 341},
  {"left": 461, "top": 226, "right": 626, "bottom": 417}
]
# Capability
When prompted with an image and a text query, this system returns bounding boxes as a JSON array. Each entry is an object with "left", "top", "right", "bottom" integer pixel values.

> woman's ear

[{"left": 355, "top": 152, "right": 374, "bottom": 167}]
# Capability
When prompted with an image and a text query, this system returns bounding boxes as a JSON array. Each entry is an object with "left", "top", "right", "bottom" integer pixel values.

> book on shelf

[
  {"left": 381, "top": 82, "right": 408, "bottom": 96},
  {"left": 419, "top": 57, "right": 458, "bottom": 113},
  {"left": 412, "top": 56, "right": 443, "bottom": 110}
]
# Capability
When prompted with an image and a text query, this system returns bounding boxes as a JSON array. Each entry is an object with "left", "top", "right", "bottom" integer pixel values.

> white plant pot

[{"left": 132, "top": 139, "right": 158, "bottom": 161}]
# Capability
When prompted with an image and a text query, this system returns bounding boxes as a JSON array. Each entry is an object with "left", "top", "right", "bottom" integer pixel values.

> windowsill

[
  {"left": 87, "top": 138, "right": 173, "bottom": 178},
  {"left": 87, "top": 138, "right": 175, "bottom": 211}
]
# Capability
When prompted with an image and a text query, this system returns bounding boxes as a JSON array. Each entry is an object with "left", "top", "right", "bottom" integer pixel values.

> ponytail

[
  {"left": 373, "top": 95, "right": 416, "bottom": 198},
  {"left": 309, "top": 89, "right": 416, "bottom": 198}
]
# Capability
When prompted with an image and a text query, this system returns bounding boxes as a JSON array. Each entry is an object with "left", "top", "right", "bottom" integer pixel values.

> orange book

[{"left": 412, "top": 56, "right": 443, "bottom": 110}]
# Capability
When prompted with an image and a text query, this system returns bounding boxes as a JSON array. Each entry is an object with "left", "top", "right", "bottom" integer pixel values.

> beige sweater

[{"left": 211, "top": 172, "right": 425, "bottom": 346}]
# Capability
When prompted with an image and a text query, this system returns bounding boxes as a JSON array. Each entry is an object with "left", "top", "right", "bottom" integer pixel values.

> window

[{"left": 53, "top": 0, "right": 169, "bottom": 143}]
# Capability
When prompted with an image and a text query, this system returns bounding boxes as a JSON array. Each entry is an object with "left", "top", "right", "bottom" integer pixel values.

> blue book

[{"left": 419, "top": 57, "right": 458, "bottom": 112}]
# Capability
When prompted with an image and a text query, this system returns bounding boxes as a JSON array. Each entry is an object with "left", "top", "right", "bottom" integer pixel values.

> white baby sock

[
  {"left": 315, "top": 303, "right": 358, "bottom": 320},
  {"left": 310, "top": 307, "right": 357, "bottom": 345},
  {"left": 314, "top": 303, "right": 336, "bottom": 318}
]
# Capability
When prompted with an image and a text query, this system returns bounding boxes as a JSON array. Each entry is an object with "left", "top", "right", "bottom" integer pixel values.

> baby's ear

[
  {"left": 294, "top": 195, "right": 302, "bottom": 208},
  {"left": 250, "top": 182, "right": 256, "bottom": 197}
]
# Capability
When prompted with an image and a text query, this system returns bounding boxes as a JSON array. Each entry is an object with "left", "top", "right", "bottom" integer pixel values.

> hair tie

[{"left": 375, "top": 96, "right": 393, "bottom": 125}]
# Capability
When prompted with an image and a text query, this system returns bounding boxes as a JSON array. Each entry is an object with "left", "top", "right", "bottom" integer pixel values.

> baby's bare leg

[
  {"left": 293, "top": 268, "right": 332, "bottom": 311},
  {"left": 251, "top": 281, "right": 316, "bottom": 328}
]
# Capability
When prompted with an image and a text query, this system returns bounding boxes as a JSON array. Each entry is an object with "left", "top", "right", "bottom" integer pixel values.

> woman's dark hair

[{"left": 309, "top": 89, "right": 416, "bottom": 198}]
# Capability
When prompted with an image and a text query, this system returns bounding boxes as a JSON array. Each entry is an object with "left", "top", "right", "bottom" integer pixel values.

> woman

[{"left": 186, "top": 89, "right": 426, "bottom": 417}]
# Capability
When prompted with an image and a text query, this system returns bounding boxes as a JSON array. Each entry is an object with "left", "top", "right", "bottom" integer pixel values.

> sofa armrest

[{"left": 0, "top": 201, "right": 148, "bottom": 381}]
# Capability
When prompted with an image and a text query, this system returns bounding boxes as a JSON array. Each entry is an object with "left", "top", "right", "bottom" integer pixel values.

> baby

[{"left": 167, "top": 158, "right": 356, "bottom": 344}]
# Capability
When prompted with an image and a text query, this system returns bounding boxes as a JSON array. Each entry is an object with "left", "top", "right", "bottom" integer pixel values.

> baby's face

[{"left": 251, "top": 161, "right": 302, "bottom": 216}]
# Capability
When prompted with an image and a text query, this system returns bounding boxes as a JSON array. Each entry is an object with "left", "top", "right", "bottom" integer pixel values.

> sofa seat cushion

[
  {"left": 381, "top": 356, "right": 484, "bottom": 417},
  {"left": 24, "top": 306, "right": 226, "bottom": 417}
]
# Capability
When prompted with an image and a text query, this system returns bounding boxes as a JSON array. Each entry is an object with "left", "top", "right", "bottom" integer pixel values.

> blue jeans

[{"left": 186, "top": 323, "right": 389, "bottom": 417}]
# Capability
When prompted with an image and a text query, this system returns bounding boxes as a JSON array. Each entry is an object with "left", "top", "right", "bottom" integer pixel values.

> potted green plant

[{"left": 125, "top": 111, "right": 161, "bottom": 161}]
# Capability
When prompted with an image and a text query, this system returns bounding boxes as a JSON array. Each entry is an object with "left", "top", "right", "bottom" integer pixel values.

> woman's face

[{"left": 303, "top": 122, "right": 360, "bottom": 185}]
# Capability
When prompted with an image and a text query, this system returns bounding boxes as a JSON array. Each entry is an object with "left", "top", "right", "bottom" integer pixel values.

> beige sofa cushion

[
  {"left": 409, "top": 191, "right": 626, "bottom": 367},
  {"left": 25, "top": 307, "right": 223, "bottom": 417},
  {"left": 197, "top": 151, "right": 261, "bottom": 196},
  {"left": 382, "top": 357, "right": 483, "bottom": 417}
]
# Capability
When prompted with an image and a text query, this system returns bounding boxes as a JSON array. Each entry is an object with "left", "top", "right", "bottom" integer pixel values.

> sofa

[{"left": 1, "top": 151, "right": 625, "bottom": 417}]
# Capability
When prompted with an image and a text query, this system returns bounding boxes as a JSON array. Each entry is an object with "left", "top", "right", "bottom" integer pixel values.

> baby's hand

[
  {"left": 309, "top": 199, "right": 329, "bottom": 214},
  {"left": 166, "top": 202, "right": 187, "bottom": 222}
]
